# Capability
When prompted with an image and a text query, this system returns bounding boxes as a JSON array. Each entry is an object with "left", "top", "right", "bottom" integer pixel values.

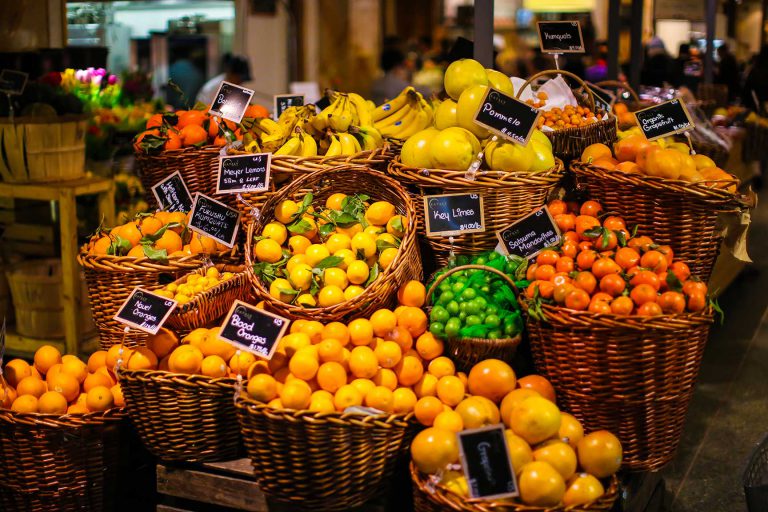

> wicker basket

[
  {"left": 235, "top": 393, "right": 419, "bottom": 510},
  {"left": 0, "top": 406, "right": 126, "bottom": 511},
  {"left": 387, "top": 158, "right": 564, "bottom": 265},
  {"left": 595, "top": 80, "right": 654, "bottom": 113},
  {"left": 516, "top": 70, "right": 618, "bottom": 162},
  {"left": 117, "top": 368, "right": 241, "bottom": 462},
  {"left": 245, "top": 164, "right": 422, "bottom": 323},
  {"left": 410, "top": 462, "right": 619, "bottom": 512},
  {"left": 426, "top": 265, "right": 522, "bottom": 372},
  {"left": 0, "top": 115, "right": 86, "bottom": 183},
  {"left": 522, "top": 302, "right": 713, "bottom": 471},
  {"left": 77, "top": 251, "right": 208, "bottom": 348},
  {"left": 571, "top": 161, "right": 750, "bottom": 280},
  {"left": 165, "top": 264, "right": 249, "bottom": 332}
]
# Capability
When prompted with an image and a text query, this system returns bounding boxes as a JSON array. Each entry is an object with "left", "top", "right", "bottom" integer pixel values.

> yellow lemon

[
  {"left": 269, "top": 278, "right": 296, "bottom": 303},
  {"left": 346, "top": 260, "right": 370, "bottom": 285},
  {"left": 351, "top": 233, "right": 376, "bottom": 258},
  {"left": 288, "top": 235, "right": 312, "bottom": 255},
  {"left": 325, "top": 193, "right": 347, "bottom": 210},
  {"left": 286, "top": 254, "right": 307, "bottom": 273},
  {"left": 344, "top": 285, "right": 365, "bottom": 301},
  {"left": 376, "top": 233, "right": 398, "bottom": 248},
  {"left": 305, "top": 244, "right": 330, "bottom": 267},
  {"left": 255, "top": 238, "right": 283, "bottom": 263},
  {"left": 386, "top": 215, "right": 406, "bottom": 237},
  {"left": 335, "top": 223, "right": 363, "bottom": 238},
  {"left": 262, "top": 222, "right": 288, "bottom": 244},
  {"left": 365, "top": 201, "right": 396, "bottom": 226},
  {"left": 323, "top": 267, "right": 349, "bottom": 288},
  {"left": 364, "top": 225, "right": 385, "bottom": 236},
  {"left": 324, "top": 233, "right": 351, "bottom": 253},
  {"left": 296, "top": 293, "right": 317, "bottom": 307},
  {"left": 379, "top": 247, "right": 398, "bottom": 269},
  {"left": 333, "top": 249, "right": 356, "bottom": 270},
  {"left": 289, "top": 263, "right": 314, "bottom": 291},
  {"left": 274, "top": 200, "right": 299, "bottom": 224},
  {"left": 317, "top": 285, "right": 345, "bottom": 307}
]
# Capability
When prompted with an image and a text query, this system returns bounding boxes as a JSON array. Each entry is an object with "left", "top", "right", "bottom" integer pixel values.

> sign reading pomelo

[
  {"left": 274, "top": 94, "right": 304, "bottom": 118},
  {"left": 458, "top": 424, "right": 519, "bottom": 499},
  {"left": 473, "top": 88, "right": 541, "bottom": 146},
  {"left": 496, "top": 206, "right": 560, "bottom": 259},
  {"left": 0, "top": 69, "right": 28, "bottom": 95},
  {"left": 209, "top": 81, "right": 255, "bottom": 124},
  {"left": 188, "top": 193, "right": 241, "bottom": 248},
  {"left": 114, "top": 288, "right": 177, "bottom": 335},
  {"left": 216, "top": 153, "right": 271, "bottom": 194},
  {"left": 537, "top": 21, "right": 585, "bottom": 53},
  {"left": 424, "top": 193, "right": 485, "bottom": 237},
  {"left": 218, "top": 300, "right": 289, "bottom": 360},
  {"left": 151, "top": 171, "right": 193, "bottom": 212},
  {"left": 634, "top": 99, "right": 694, "bottom": 141}
]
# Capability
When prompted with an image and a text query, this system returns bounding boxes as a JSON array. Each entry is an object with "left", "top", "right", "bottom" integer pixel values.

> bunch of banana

[
  {"left": 325, "top": 132, "right": 362, "bottom": 157},
  {"left": 248, "top": 117, "right": 286, "bottom": 153},
  {"left": 312, "top": 91, "right": 373, "bottom": 133},
  {"left": 350, "top": 125, "right": 385, "bottom": 151},
  {"left": 372, "top": 87, "right": 433, "bottom": 139},
  {"left": 273, "top": 128, "right": 318, "bottom": 157},
  {"left": 276, "top": 104, "right": 317, "bottom": 137}
]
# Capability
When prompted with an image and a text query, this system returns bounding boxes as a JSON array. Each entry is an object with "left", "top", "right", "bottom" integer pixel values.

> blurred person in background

[
  {"left": 371, "top": 48, "right": 411, "bottom": 105},
  {"left": 641, "top": 37, "right": 674, "bottom": 87},
  {"left": 196, "top": 54, "right": 251, "bottom": 106},
  {"left": 167, "top": 47, "right": 204, "bottom": 109},
  {"left": 715, "top": 44, "right": 739, "bottom": 102},
  {"left": 585, "top": 41, "right": 609, "bottom": 83}
]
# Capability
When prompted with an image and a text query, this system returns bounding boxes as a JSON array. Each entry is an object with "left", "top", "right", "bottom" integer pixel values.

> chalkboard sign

[
  {"left": 114, "top": 288, "right": 177, "bottom": 335},
  {"left": 209, "top": 81, "right": 255, "bottom": 124},
  {"left": 188, "top": 193, "right": 242, "bottom": 248},
  {"left": 537, "top": 21, "right": 585, "bottom": 53},
  {"left": 458, "top": 425, "right": 519, "bottom": 500},
  {"left": 585, "top": 82, "right": 615, "bottom": 114},
  {"left": 424, "top": 193, "right": 485, "bottom": 237},
  {"left": 216, "top": 153, "right": 271, "bottom": 194},
  {"left": 274, "top": 94, "right": 305, "bottom": 118},
  {"left": 634, "top": 99, "right": 694, "bottom": 141},
  {"left": 0, "top": 70, "right": 28, "bottom": 95},
  {"left": 151, "top": 171, "right": 193, "bottom": 212},
  {"left": 473, "top": 88, "right": 541, "bottom": 146},
  {"left": 496, "top": 206, "right": 561, "bottom": 259},
  {"left": 218, "top": 300, "right": 289, "bottom": 360}
]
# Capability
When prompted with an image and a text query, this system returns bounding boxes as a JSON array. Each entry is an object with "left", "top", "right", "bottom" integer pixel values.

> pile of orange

[
  {"left": 85, "top": 211, "right": 227, "bottom": 259},
  {"left": 1, "top": 345, "right": 123, "bottom": 415},
  {"left": 525, "top": 199, "right": 708, "bottom": 316},
  {"left": 526, "top": 93, "right": 600, "bottom": 130},
  {"left": 410, "top": 359, "right": 622, "bottom": 507},
  {"left": 612, "top": 103, "right": 637, "bottom": 128}
]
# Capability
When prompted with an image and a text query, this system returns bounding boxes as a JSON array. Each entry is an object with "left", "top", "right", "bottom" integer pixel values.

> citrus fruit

[
  {"left": 504, "top": 430, "right": 534, "bottom": 475},
  {"left": 365, "top": 386, "right": 394, "bottom": 412},
  {"left": 427, "top": 356, "right": 455, "bottom": 378},
  {"left": 410, "top": 427, "right": 460, "bottom": 473},
  {"left": 255, "top": 238, "right": 283, "bottom": 263},
  {"left": 86, "top": 386, "right": 115, "bottom": 412},
  {"left": 146, "top": 329, "right": 179, "bottom": 359},
  {"left": 201, "top": 355, "right": 228, "bottom": 378},
  {"left": 517, "top": 375, "right": 556, "bottom": 403},
  {"left": 346, "top": 260, "right": 370, "bottom": 285},
  {"left": 533, "top": 440, "right": 578, "bottom": 480},
  {"left": 413, "top": 373, "right": 438, "bottom": 398},
  {"left": 280, "top": 380, "right": 312, "bottom": 409},
  {"left": 47, "top": 373, "right": 80, "bottom": 402},
  {"left": 374, "top": 341, "right": 402, "bottom": 369},
  {"left": 317, "top": 285, "right": 346, "bottom": 307},
  {"left": 414, "top": 396, "right": 445, "bottom": 426},
  {"left": 349, "top": 346, "right": 378, "bottom": 379},
  {"left": 455, "top": 396, "right": 496, "bottom": 429},
  {"left": 559, "top": 413, "right": 584, "bottom": 448},
  {"left": 509, "top": 396, "right": 562, "bottom": 444},
  {"left": 348, "top": 318, "right": 374, "bottom": 346},
  {"left": 168, "top": 345, "right": 204, "bottom": 374},
  {"left": 518, "top": 461, "right": 566, "bottom": 506},
  {"left": 84, "top": 372, "right": 114, "bottom": 393},
  {"left": 16, "top": 376, "right": 46, "bottom": 398},
  {"left": 111, "top": 384, "right": 125, "bottom": 407},
  {"left": 4, "top": 359, "right": 32, "bottom": 387},
  {"left": 415, "top": 332, "right": 443, "bottom": 361},
  {"left": 436, "top": 375, "right": 465, "bottom": 407},
  {"left": 500, "top": 388, "right": 540, "bottom": 427},
  {"left": 563, "top": 473, "right": 605, "bottom": 506},
  {"left": 433, "top": 410, "right": 464, "bottom": 432},
  {"left": 11, "top": 395, "right": 38, "bottom": 413},
  {"left": 316, "top": 362, "right": 347, "bottom": 393},
  {"left": 34, "top": 345, "right": 62, "bottom": 375},
  {"left": 467, "top": 359, "right": 516, "bottom": 403},
  {"left": 392, "top": 387, "right": 417, "bottom": 413},
  {"left": 126, "top": 347, "right": 158, "bottom": 371},
  {"left": 394, "top": 355, "right": 424, "bottom": 386},
  {"left": 247, "top": 374, "right": 278, "bottom": 402},
  {"left": 333, "top": 384, "right": 363, "bottom": 411},
  {"left": 576, "top": 430, "right": 623, "bottom": 478}
]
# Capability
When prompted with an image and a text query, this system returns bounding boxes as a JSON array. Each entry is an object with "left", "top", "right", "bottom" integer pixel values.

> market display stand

[{"left": 0, "top": 176, "right": 114, "bottom": 357}]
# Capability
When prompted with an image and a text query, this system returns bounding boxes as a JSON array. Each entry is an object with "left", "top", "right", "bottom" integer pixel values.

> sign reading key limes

[{"left": 424, "top": 193, "right": 485, "bottom": 237}]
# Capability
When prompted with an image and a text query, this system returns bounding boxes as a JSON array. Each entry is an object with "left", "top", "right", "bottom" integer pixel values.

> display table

[{"left": 0, "top": 176, "right": 115, "bottom": 356}]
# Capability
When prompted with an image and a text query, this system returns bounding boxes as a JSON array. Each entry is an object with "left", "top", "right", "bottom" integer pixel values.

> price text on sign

[
  {"left": 458, "top": 424, "right": 519, "bottom": 500},
  {"left": 114, "top": 288, "right": 177, "bottom": 335},
  {"left": 496, "top": 206, "right": 561, "bottom": 260},
  {"left": 274, "top": 94, "right": 305, "bottom": 118},
  {"left": 209, "top": 81, "right": 255, "bottom": 124},
  {"left": 473, "top": 88, "right": 541, "bottom": 146},
  {"left": 218, "top": 300, "right": 289, "bottom": 360},
  {"left": 0, "top": 70, "right": 28, "bottom": 95},
  {"left": 537, "top": 21, "right": 585, "bottom": 53},
  {"left": 151, "top": 171, "right": 193, "bottom": 212},
  {"left": 634, "top": 99, "right": 694, "bottom": 141},
  {"left": 188, "top": 193, "right": 241, "bottom": 248},
  {"left": 424, "top": 193, "right": 485, "bottom": 238},
  {"left": 585, "top": 82, "right": 615, "bottom": 113},
  {"left": 216, "top": 153, "right": 271, "bottom": 194}
]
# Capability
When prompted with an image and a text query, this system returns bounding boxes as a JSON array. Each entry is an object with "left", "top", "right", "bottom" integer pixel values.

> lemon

[
  {"left": 286, "top": 254, "right": 307, "bottom": 273},
  {"left": 205, "top": 267, "right": 220, "bottom": 279},
  {"left": 335, "top": 223, "right": 363, "bottom": 238},
  {"left": 323, "top": 267, "right": 349, "bottom": 289},
  {"left": 379, "top": 247, "right": 398, "bottom": 269},
  {"left": 325, "top": 233, "right": 351, "bottom": 254},
  {"left": 269, "top": 278, "right": 296, "bottom": 303},
  {"left": 333, "top": 249, "right": 356, "bottom": 270},
  {"left": 296, "top": 293, "right": 317, "bottom": 307},
  {"left": 288, "top": 235, "right": 312, "bottom": 255},
  {"left": 365, "top": 201, "right": 396, "bottom": 226},
  {"left": 386, "top": 215, "right": 406, "bottom": 237},
  {"left": 364, "top": 225, "right": 385, "bottom": 236},
  {"left": 275, "top": 200, "right": 299, "bottom": 224},
  {"left": 318, "top": 286, "right": 345, "bottom": 307},
  {"left": 289, "top": 263, "right": 314, "bottom": 291},
  {"left": 262, "top": 222, "right": 288, "bottom": 244},
  {"left": 351, "top": 233, "right": 376, "bottom": 258},
  {"left": 299, "top": 216, "right": 318, "bottom": 240},
  {"left": 324, "top": 193, "right": 346, "bottom": 210},
  {"left": 344, "top": 285, "right": 365, "bottom": 301},
  {"left": 347, "top": 260, "right": 370, "bottom": 285},
  {"left": 175, "top": 293, "right": 191, "bottom": 304},
  {"left": 305, "top": 244, "right": 330, "bottom": 267},
  {"left": 376, "top": 233, "right": 399, "bottom": 248},
  {"left": 255, "top": 239, "right": 283, "bottom": 263}
]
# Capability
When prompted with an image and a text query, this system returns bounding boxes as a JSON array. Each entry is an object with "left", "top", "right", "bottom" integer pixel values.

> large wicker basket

[
  {"left": 387, "top": 158, "right": 564, "bottom": 265},
  {"left": 517, "top": 70, "right": 618, "bottom": 162},
  {"left": 522, "top": 302, "right": 713, "bottom": 471},
  {"left": 235, "top": 393, "right": 419, "bottom": 510},
  {"left": 0, "top": 406, "right": 126, "bottom": 511},
  {"left": 571, "top": 161, "right": 750, "bottom": 280},
  {"left": 245, "top": 164, "right": 422, "bottom": 323},
  {"left": 410, "top": 462, "right": 619, "bottom": 512},
  {"left": 117, "top": 368, "right": 241, "bottom": 462}
]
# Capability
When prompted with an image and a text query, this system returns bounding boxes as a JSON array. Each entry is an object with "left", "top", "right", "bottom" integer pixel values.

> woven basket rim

[
  {"left": 77, "top": 248, "right": 233, "bottom": 272},
  {"left": 389, "top": 157, "right": 565, "bottom": 186},
  {"left": 116, "top": 366, "right": 237, "bottom": 386},
  {"left": 0, "top": 406, "right": 126, "bottom": 426},
  {"left": 168, "top": 264, "right": 247, "bottom": 315},
  {"left": 134, "top": 144, "right": 222, "bottom": 158}
]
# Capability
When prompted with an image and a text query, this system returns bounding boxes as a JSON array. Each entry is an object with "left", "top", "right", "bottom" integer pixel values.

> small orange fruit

[
  {"left": 467, "top": 359, "right": 516, "bottom": 402},
  {"left": 415, "top": 332, "right": 443, "bottom": 361},
  {"left": 397, "top": 281, "right": 426, "bottom": 307},
  {"left": 414, "top": 396, "right": 446, "bottom": 426},
  {"left": 558, "top": 412, "right": 585, "bottom": 448},
  {"left": 533, "top": 440, "right": 578, "bottom": 480},
  {"left": 433, "top": 409, "right": 464, "bottom": 432},
  {"left": 86, "top": 386, "right": 115, "bottom": 412},
  {"left": 4, "top": 359, "right": 32, "bottom": 387},
  {"left": 169, "top": 345, "right": 204, "bottom": 374},
  {"left": 280, "top": 380, "right": 312, "bottom": 409},
  {"left": 16, "top": 376, "right": 47, "bottom": 398},
  {"left": 201, "top": 355, "right": 228, "bottom": 378},
  {"left": 146, "top": 328, "right": 179, "bottom": 359},
  {"left": 504, "top": 430, "right": 534, "bottom": 475},
  {"left": 11, "top": 395, "right": 39, "bottom": 413},
  {"left": 333, "top": 384, "right": 363, "bottom": 411},
  {"left": 316, "top": 362, "right": 347, "bottom": 393},
  {"left": 34, "top": 345, "right": 62, "bottom": 375},
  {"left": 247, "top": 374, "right": 279, "bottom": 402},
  {"left": 392, "top": 387, "right": 417, "bottom": 413},
  {"left": 427, "top": 356, "right": 455, "bottom": 378},
  {"left": 87, "top": 351, "right": 108, "bottom": 373},
  {"left": 349, "top": 346, "right": 378, "bottom": 379},
  {"left": 563, "top": 473, "right": 605, "bottom": 506},
  {"left": 47, "top": 373, "right": 80, "bottom": 402},
  {"left": 38, "top": 391, "right": 68, "bottom": 414},
  {"left": 518, "top": 461, "right": 566, "bottom": 507},
  {"left": 436, "top": 375, "right": 465, "bottom": 407},
  {"left": 394, "top": 354, "right": 424, "bottom": 386},
  {"left": 127, "top": 347, "right": 159, "bottom": 371},
  {"left": 517, "top": 375, "right": 556, "bottom": 403},
  {"left": 413, "top": 373, "right": 438, "bottom": 398},
  {"left": 500, "top": 388, "right": 540, "bottom": 427},
  {"left": 365, "top": 386, "right": 394, "bottom": 413},
  {"left": 83, "top": 372, "right": 114, "bottom": 393},
  {"left": 111, "top": 384, "right": 125, "bottom": 407},
  {"left": 576, "top": 430, "right": 623, "bottom": 478},
  {"left": 509, "top": 396, "right": 561, "bottom": 444}
]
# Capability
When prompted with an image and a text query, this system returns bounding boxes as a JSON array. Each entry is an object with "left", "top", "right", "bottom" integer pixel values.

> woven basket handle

[
  {"left": 515, "top": 69, "right": 596, "bottom": 112},
  {"left": 595, "top": 80, "right": 640, "bottom": 103},
  {"left": 426, "top": 264, "right": 519, "bottom": 306}
]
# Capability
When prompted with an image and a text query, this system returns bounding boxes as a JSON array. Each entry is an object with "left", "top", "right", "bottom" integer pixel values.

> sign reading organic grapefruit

[{"left": 634, "top": 99, "right": 694, "bottom": 141}]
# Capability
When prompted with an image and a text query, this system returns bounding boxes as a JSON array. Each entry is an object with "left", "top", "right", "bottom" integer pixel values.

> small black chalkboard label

[
  {"left": 496, "top": 206, "right": 561, "bottom": 259},
  {"left": 209, "top": 81, "right": 255, "bottom": 124},
  {"left": 216, "top": 153, "right": 271, "bottom": 194},
  {"left": 634, "top": 99, "right": 694, "bottom": 141},
  {"left": 151, "top": 171, "right": 194, "bottom": 212},
  {"left": 188, "top": 193, "right": 241, "bottom": 248},
  {"left": 473, "top": 88, "right": 541, "bottom": 146},
  {"left": 585, "top": 82, "right": 615, "bottom": 114},
  {"left": 0, "top": 70, "right": 28, "bottom": 95},
  {"left": 114, "top": 288, "right": 177, "bottom": 335},
  {"left": 537, "top": 21, "right": 585, "bottom": 53},
  {"left": 424, "top": 193, "right": 485, "bottom": 238},
  {"left": 218, "top": 300, "right": 289, "bottom": 360},
  {"left": 274, "top": 94, "right": 305, "bottom": 118},
  {"left": 458, "top": 424, "right": 519, "bottom": 500}
]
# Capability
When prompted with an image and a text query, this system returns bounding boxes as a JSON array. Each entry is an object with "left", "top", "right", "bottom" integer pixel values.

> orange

[
  {"left": 280, "top": 380, "right": 312, "bottom": 409},
  {"left": 415, "top": 332, "right": 443, "bottom": 361},
  {"left": 176, "top": 109, "right": 207, "bottom": 129},
  {"left": 127, "top": 347, "right": 159, "bottom": 371},
  {"left": 117, "top": 223, "right": 142, "bottom": 247},
  {"left": 4, "top": 359, "right": 32, "bottom": 387},
  {"left": 322, "top": 322, "right": 350, "bottom": 346},
  {"left": 374, "top": 341, "right": 402, "bottom": 369},
  {"left": 455, "top": 396, "right": 497, "bottom": 429},
  {"left": 517, "top": 375, "right": 556, "bottom": 403},
  {"left": 558, "top": 413, "right": 584, "bottom": 448},
  {"left": 316, "top": 362, "right": 347, "bottom": 393},
  {"left": 169, "top": 345, "right": 204, "bottom": 374},
  {"left": 370, "top": 309, "right": 397, "bottom": 337},
  {"left": 38, "top": 391, "right": 68, "bottom": 414},
  {"left": 0, "top": 385, "right": 16, "bottom": 408},
  {"left": 436, "top": 376, "right": 465, "bottom": 407},
  {"left": 229, "top": 351, "right": 257, "bottom": 377},
  {"left": 518, "top": 461, "right": 566, "bottom": 507},
  {"left": 564, "top": 473, "right": 605, "bottom": 506},
  {"left": 308, "top": 390, "right": 335, "bottom": 413},
  {"left": 111, "top": 384, "right": 125, "bottom": 407},
  {"left": 86, "top": 386, "right": 115, "bottom": 412},
  {"left": 365, "top": 386, "right": 394, "bottom": 413},
  {"left": 201, "top": 355, "right": 228, "bottom": 378},
  {"left": 349, "top": 346, "right": 378, "bottom": 379},
  {"left": 34, "top": 345, "right": 62, "bottom": 375},
  {"left": 281, "top": 332, "right": 311, "bottom": 357},
  {"left": 180, "top": 124, "right": 209, "bottom": 147},
  {"left": 433, "top": 410, "right": 464, "bottom": 433},
  {"left": 297, "top": 321, "right": 324, "bottom": 344},
  {"left": 467, "top": 359, "right": 516, "bottom": 403},
  {"left": 317, "top": 338, "right": 344, "bottom": 363},
  {"left": 83, "top": 372, "right": 114, "bottom": 393},
  {"left": 580, "top": 143, "right": 612, "bottom": 163},
  {"left": 333, "top": 384, "right": 363, "bottom": 411},
  {"left": 533, "top": 440, "right": 577, "bottom": 480},
  {"left": 16, "top": 376, "right": 47, "bottom": 398},
  {"left": 372, "top": 368, "right": 398, "bottom": 391},
  {"left": 413, "top": 373, "right": 438, "bottom": 398},
  {"left": 155, "top": 230, "right": 183, "bottom": 254},
  {"left": 90, "top": 235, "right": 112, "bottom": 255},
  {"left": 427, "top": 356, "right": 455, "bottom": 378},
  {"left": 500, "top": 388, "right": 540, "bottom": 427},
  {"left": 392, "top": 387, "right": 417, "bottom": 414},
  {"left": 68, "top": 403, "right": 89, "bottom": 414},
  {"left": 45, "top": 363, "right": 63, "bottom": 383},
  {"left": 348, "top": 318, "right": 374, "bottom": 346},
  {"left": 394, "top": 355, "right": 424, "bottom": 386},
  {"left": 350, "top": 378, "right": 376, "bottom": 398},
  {"left": 247, "top": 374, "right": 279, "bottom": 402},
  {"left": 289, "top": 350, "right": 319, "bottom": 380},
  {"left": 613, "top": 134, "right": 650, "bottom": 162},
  {"left": 105, "top": 345, "right": 132, "bottom": 372},
  {"left": 396, "top": 307, "right": 428, "bottom": 337},
  {"left": 95, "top": 367, "right": 117, "bottom": 386},
  {"left": 138, "top": 215, "right": 164, "bottom": 237},
  {"left": 384, "top": 326, "right": 413, "bottom": 352},
  {"left": 86, "top": 351, "right": 108, "bottom": 373},
  {"left": 47, "top": 373, "right": 80, "bottom": 402},
  {"left": 414, "top": 396, "right": 447, "bottom": 426},
  {"left": 504, "top": 430, "right": 534, "bottom": 475},
  {"left": 410, "top": 427, "right": 459, "bottom": 473},
  {"left": 247, "top": 361, "right": 270, "bottom": 378},
  {"left": 576, "top": 430, "right": 623, "bottom": 478},
  {"left": 397, "top": 281, "right": 426, "bottom": 307},
  {"left": 199, "top": 332, "right": 237, "bottom": 360},
  {"left": 509, "top": 396, "right": 561, "bottom": 444},
  {"left": 11, "top": 395, "right": 39, "bottom": 413}
]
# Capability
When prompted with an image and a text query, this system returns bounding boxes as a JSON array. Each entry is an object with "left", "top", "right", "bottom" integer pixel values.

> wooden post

[
  {"left": 607, "top": 0, "right": 621, "bottom": 80},
  {"left": 473, "top": 0, "right": 494, "bottom": 68},
  {"left": 704, "top": 0, "right": 717, "bottom": 84},
  {"left": 58, "top": 188, "right": 79, "bottom": 356},
  {"left": 629, "top": 0, "right": 644, "bottom": 91}
]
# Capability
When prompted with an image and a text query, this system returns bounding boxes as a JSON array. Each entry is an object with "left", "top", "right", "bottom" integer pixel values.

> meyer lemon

[
  {"left": 386, "top": 215, "right": 406, "bottom": 237},
  {"left": 325, "top": 193, "right": 347, "bottom": 210},
  {"left": 255, "top": 238, "right": 283, "bottom": 263},
  {"left": 296, "top": 294, "right": 316, "bottom": 307},
  {"left": 304, "top": 244, "right": 330, "bottom": 267},
  {"left": 518, "top": 461, "right": 566, "bottom": 507},
  {"left": 269, "top": 278, "right": 296, "bottom": 303},
  {"left": 343, "top": 285, "right": 365, "bottom": 301},
  {"left": 333, "top": 249, "right": 356, "bottom": 270},
  {"left": 317, "top": 285, "right": 345, "bottom": 307},
  {"left": 378, "top": 247, "right": 398, "bottom": 269},
  {"left": 325, "top": 233, "right": 351, "bottom": 253},
  {"left": 288, "top": 235, "right": 311, "bottom": 255},
  {"left": 289, "top": 263, "right": 314, "bottom": 291},
  {"left": 364, "top": 225, "right": 384, "bottom": 236},
  {"left": 274, "top": 200, "right": 299, "bottom": 224},
  {"left": 323, "top": 267, "right": 349, "bottom": 289},
  {"left": 509, "top": 396, "right": 562, "bottom": 445},
  {"left": 286, "top": 254, "right": 308, "bottom": 272},
  {"left": 351, "top": 233, "right": 376, "bottom": 258},
  {"left": 364, "top": 201, "right": 396, "bottom": 226},
  {"left": 346, "top": 260, "right": 370, "bottom": 285}
]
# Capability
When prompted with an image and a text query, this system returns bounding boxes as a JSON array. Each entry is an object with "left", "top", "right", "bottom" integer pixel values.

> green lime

[
  {"left": 445, "top": 318, "right": 461, "bottom": 337},
  {"left": 474, "top": 296, "right": 488, "bottom": 309},
  {"left": 465, "top": 299, "right": 481, "bottom": 315},
  {"left": 458, "top": 311, "right": 467, "bottom": 321},
  {"left": 437, "top": 290, "right": 454, "bottom": 305},
  {"left": 459, "top": 301, "right": 469, "bottom": 314},
  {"left": 445, "top": 300, "right": 460, "bottom": 315},
  {"left": 451, "top": 281, "right": 465, "bottom": 294},
  {"left": 487, "top": 329, "right": 502, "bottom": 339},
  {"left": 461, "top": 287, "right": 477, "bottom": 301},
  {"left": 485, "top": 314, "right": 501, "bottom": 328},
  {"left": 474, "top": 256, "right": 487, "bottom": 266},
  {"left": 430, "top": 305, "right": 450, "bottom": 324},
  {"left": 430, "top": 322, "right": 445, "bottom": 337},
  {"left": 465, "top": 315, "right": 482, "bottom": 327},
  {"left": 437, "top": 282, "right": 452, "bottom": 294},
  {"left": 486, "top": 305, "right": 499, "bottom": 315},
  {"left": 488, "top": 251, "right": 500, "bottom": 261}
]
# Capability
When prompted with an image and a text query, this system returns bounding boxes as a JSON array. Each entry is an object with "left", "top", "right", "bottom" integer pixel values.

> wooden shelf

[{"left": 4, "top": 329, "right": 100, "bottom": 360}]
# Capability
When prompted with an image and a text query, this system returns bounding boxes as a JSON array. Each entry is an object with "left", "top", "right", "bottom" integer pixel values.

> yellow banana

[
  {"left": 325, "top": 134, "right": 342, "bottom": 157},
  {"left": 371, "top": 87, "right": 414, "bottom": 122},
  {"left": 277, "top": 106, "right": 299, "bottom": 133},
  {"left": 348, "top": 93, "right": 373, "bottom": 127},
  {"left": 374, "top": 99, "right": 415, "bottom": 130},
  {"left": 299, "top": 130, "right": 318, "bottom": 157},
  {"left": 329, "top": 96, "right": 353, "bottom": 132},
  {"left": 379, "top": 105, "right": 420, "bottom": 138},
  {"left": 352, "top": 125, "right": 384, "bottom": 150},
  {"left": 392, "top": 108, "right": 431, "bottom": 139},
  {"left": 337, "top": 133, "right": 360, "bottom": 155},
  {"left": 274, "top": 136, "right": 301, "bottom": 156},
  {"left": 313, "top": 96, "right": 339, "bottom": 131}
]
